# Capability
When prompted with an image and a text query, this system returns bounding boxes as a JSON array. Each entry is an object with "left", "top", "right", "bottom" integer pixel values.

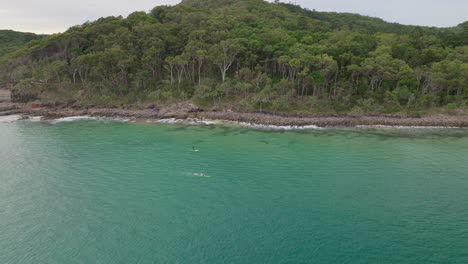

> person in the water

[
  {"left": 192, "top": 173, "right": 208, "bottom": 177},
  {"left": 192, "top": 146, "right": 199, "bottom": 152}
]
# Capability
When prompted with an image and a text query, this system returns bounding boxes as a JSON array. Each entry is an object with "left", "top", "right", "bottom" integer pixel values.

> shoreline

[{"left": 6, "top": 105, "right": 468, "bottom": 128}]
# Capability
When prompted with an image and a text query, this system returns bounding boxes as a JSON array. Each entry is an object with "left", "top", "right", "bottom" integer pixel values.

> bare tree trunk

[
  {"left": 198, "top": 63, "right": 202, "bottom": 86},
  {"left": 73, "top": 68, "right": 78, "bottom": 84},
  {"left": 333, "top": 70, "right": 339, "bottom": 98},
  {"left": 220, "top": 67, "right": 227, "bottom": 83},
  {"left": 169, "top": 65, "right": 174, "bottom": 85}
]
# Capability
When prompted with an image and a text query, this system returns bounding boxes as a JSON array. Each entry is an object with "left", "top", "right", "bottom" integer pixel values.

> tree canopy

[{"left": 0, "top": 30, "right": 46, "bottom": 57}]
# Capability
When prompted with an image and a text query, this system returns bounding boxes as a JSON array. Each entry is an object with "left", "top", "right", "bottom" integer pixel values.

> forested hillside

[
  {"left": 1, "top": 0, "right": 466, "bottom": 115},
  {"left": 0, "top": 30, "right": 45, "bottom": 56}
]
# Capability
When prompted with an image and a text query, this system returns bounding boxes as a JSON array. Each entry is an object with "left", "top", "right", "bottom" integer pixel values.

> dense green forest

[
  {"left": 1, "top": 0, "right": 467, "bottom": 115},
  {"left": 0, "top": 30, "right": 46, "bottom": 57}
]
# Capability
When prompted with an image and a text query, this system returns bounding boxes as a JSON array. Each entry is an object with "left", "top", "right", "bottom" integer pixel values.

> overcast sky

[{"left": 1, "top": 0, "right": 467, "bottom": 34}]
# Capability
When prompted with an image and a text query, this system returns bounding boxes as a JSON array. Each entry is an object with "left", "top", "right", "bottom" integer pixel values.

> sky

[{"left": 1, "top": 0, "right": 467, "bottom": 34}]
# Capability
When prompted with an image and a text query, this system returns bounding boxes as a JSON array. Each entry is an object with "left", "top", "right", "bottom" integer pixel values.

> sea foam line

[
  {"left": 0, "top": 115, "right": 22, "bottom": 123},
  {"left": 355, "top": 125, "right": 463, "bottom": 129},
  {"left": 236, "top": 121, "right": 323, "bottom": 130},
  {"left": 49, "top": 116, "right": 130, "bottom": 124},
  {"left": 27, "top": 116, "right": 43, "bottom": 121},
  {"left": 157, "top": 118, "right": 323, "bottom": 130},
  {"left": 157, "top": 118, "right": 219, "bottom": 125},
  {"left": 49, "top": 116, "right": 99, "bottom": 124}
]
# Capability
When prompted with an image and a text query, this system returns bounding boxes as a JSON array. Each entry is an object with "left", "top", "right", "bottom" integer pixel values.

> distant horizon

[{"left": 1, "top": 0, "right": 467, "bottom": 34}]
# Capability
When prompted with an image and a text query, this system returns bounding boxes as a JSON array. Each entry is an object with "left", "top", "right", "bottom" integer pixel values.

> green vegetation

[
  {"left": 1, "top": 0, "right": 467, "bottom": 115},
  {"left": 0, "top": 30, "right": 46, "bottom": 57}
]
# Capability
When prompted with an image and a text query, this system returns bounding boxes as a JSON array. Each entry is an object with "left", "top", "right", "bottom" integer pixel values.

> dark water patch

[
  {"left": 192, "top": 139, "right": 205, "bottom": 145},
  {"left": 166, "top": 125, "right": 190, "bottom": 132},
  {"left": 210, "top": 129, "right": 238, "bottom": 137}
]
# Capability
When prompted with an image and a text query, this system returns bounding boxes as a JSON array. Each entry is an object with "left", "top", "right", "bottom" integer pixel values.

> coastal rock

[
  {"left": 0, "top": 109, "right": 22, "bottom": 116},
  {"left": 158, "top": 103, "right": 201, "bottom": 119},
  {"left": 6, "top": 102, "right": 468, "bottom": 128},
  {"left": 146, "top": 104, "right": 160, "bottom": 110},
  {"left": 0, "top": 104, "right": 17, "bottom": 112},
  {"left": 0, "top": 89, "right": 11, "bottom": 103}
]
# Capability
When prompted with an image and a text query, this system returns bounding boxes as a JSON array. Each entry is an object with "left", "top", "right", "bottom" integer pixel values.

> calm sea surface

[{"left": 1, "top": 120, "right": 467, "bottom": 264}]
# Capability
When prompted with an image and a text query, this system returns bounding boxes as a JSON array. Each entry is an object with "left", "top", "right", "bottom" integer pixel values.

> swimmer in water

[
  {"left": 192, "top": 173, "right": 209, "bottom": 177},
  {"left": 192, "top": 146, "right": 199, "bottom": 152}
]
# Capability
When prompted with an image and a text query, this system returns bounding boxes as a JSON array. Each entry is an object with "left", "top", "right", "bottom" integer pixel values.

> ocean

[{"left": 1, "top": 119, "right": 467, "bottom": 263}]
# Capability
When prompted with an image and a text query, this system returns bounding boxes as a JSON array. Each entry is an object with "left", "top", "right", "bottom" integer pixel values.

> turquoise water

[{"left": 1, "top": 120, "right": 467, "bottom": 264}]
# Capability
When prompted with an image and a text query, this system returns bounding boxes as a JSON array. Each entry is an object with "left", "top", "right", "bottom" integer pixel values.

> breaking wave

[
  {"left": 237, "top": 122, "right": 323, "bottom": 130},
  {"left": 355, "top": 125, "right": 463, "bottom": 129},
  {"left": 157, "top": 118, "right": 219, "bottom": 125},
  {"left": 0, "top": 115, "right": 22, "bottom": 123},
  {"left": 49, "top": 116, "right": 130, "bottom": 124}
]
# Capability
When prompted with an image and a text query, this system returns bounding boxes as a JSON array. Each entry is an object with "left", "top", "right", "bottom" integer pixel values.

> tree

[
  {"left": 185, "top": 36, "right": 208, "bottom": 85},
  {"left": 141, "top": 38, "right": 165, "bottom": 80},
  {"left": 362, "top": 55, "right": 406, "bottom": 91},
  {"left": 173, "top": 54, "right": 189, "bottom": 86},
  {"left": 165, "top": 57, "right": 176, "bottom": 85},
  {"left": 428, "top": 59, "right": 467, "bottom": 100},
  {"left": 209, "top": 39, "right": 244, "bottom": 82}
]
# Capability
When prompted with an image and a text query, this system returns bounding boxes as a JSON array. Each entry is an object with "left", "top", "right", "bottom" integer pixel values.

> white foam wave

[
  {"left": 0, "top": 115, "right": 22, "bottom": 123},
  {"left": 49, "top": 116, "right": 98, "bottom": 124},
  {"left": 157, "top": 118, "right": 219, "bottom": 125},
  {"left": 104, "top": 117, "right": 131, "bottom": 123},
  {"left": 157, "top": 118, "right": 322, "bottom": 130},
  {"left": 49, "top": 116, "right": 130, "bottom": 124},
  {"left": 27, "top": 116, "right": 43, "bottom": 121},
  {"left": 157, "top": 118, "right": 184, "bottom": 124},
  {"left": 355, "top": 125, "right": 462, "bottom": 129},
  {"left": 237, "top": 122, "right": 323, "bottom": 130}
]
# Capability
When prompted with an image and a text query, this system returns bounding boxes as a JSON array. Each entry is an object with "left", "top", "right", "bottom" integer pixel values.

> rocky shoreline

[
  {"left": 0, "top": 88, "right": 467, "bottom": 127},
  {"left": 7, "top": 104, "right": 468, "bottom": 128}
]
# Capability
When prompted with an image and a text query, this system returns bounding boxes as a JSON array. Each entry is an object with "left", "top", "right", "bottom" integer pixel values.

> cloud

[
  {"left": 0, "top": 0, "right": 466, "bottom": 34},
  {"left": 290, "top": 0, "right": 467, "bottom": 27},
  {"left": 0, "top": 0, "right": 179, "bottom": 34}
]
